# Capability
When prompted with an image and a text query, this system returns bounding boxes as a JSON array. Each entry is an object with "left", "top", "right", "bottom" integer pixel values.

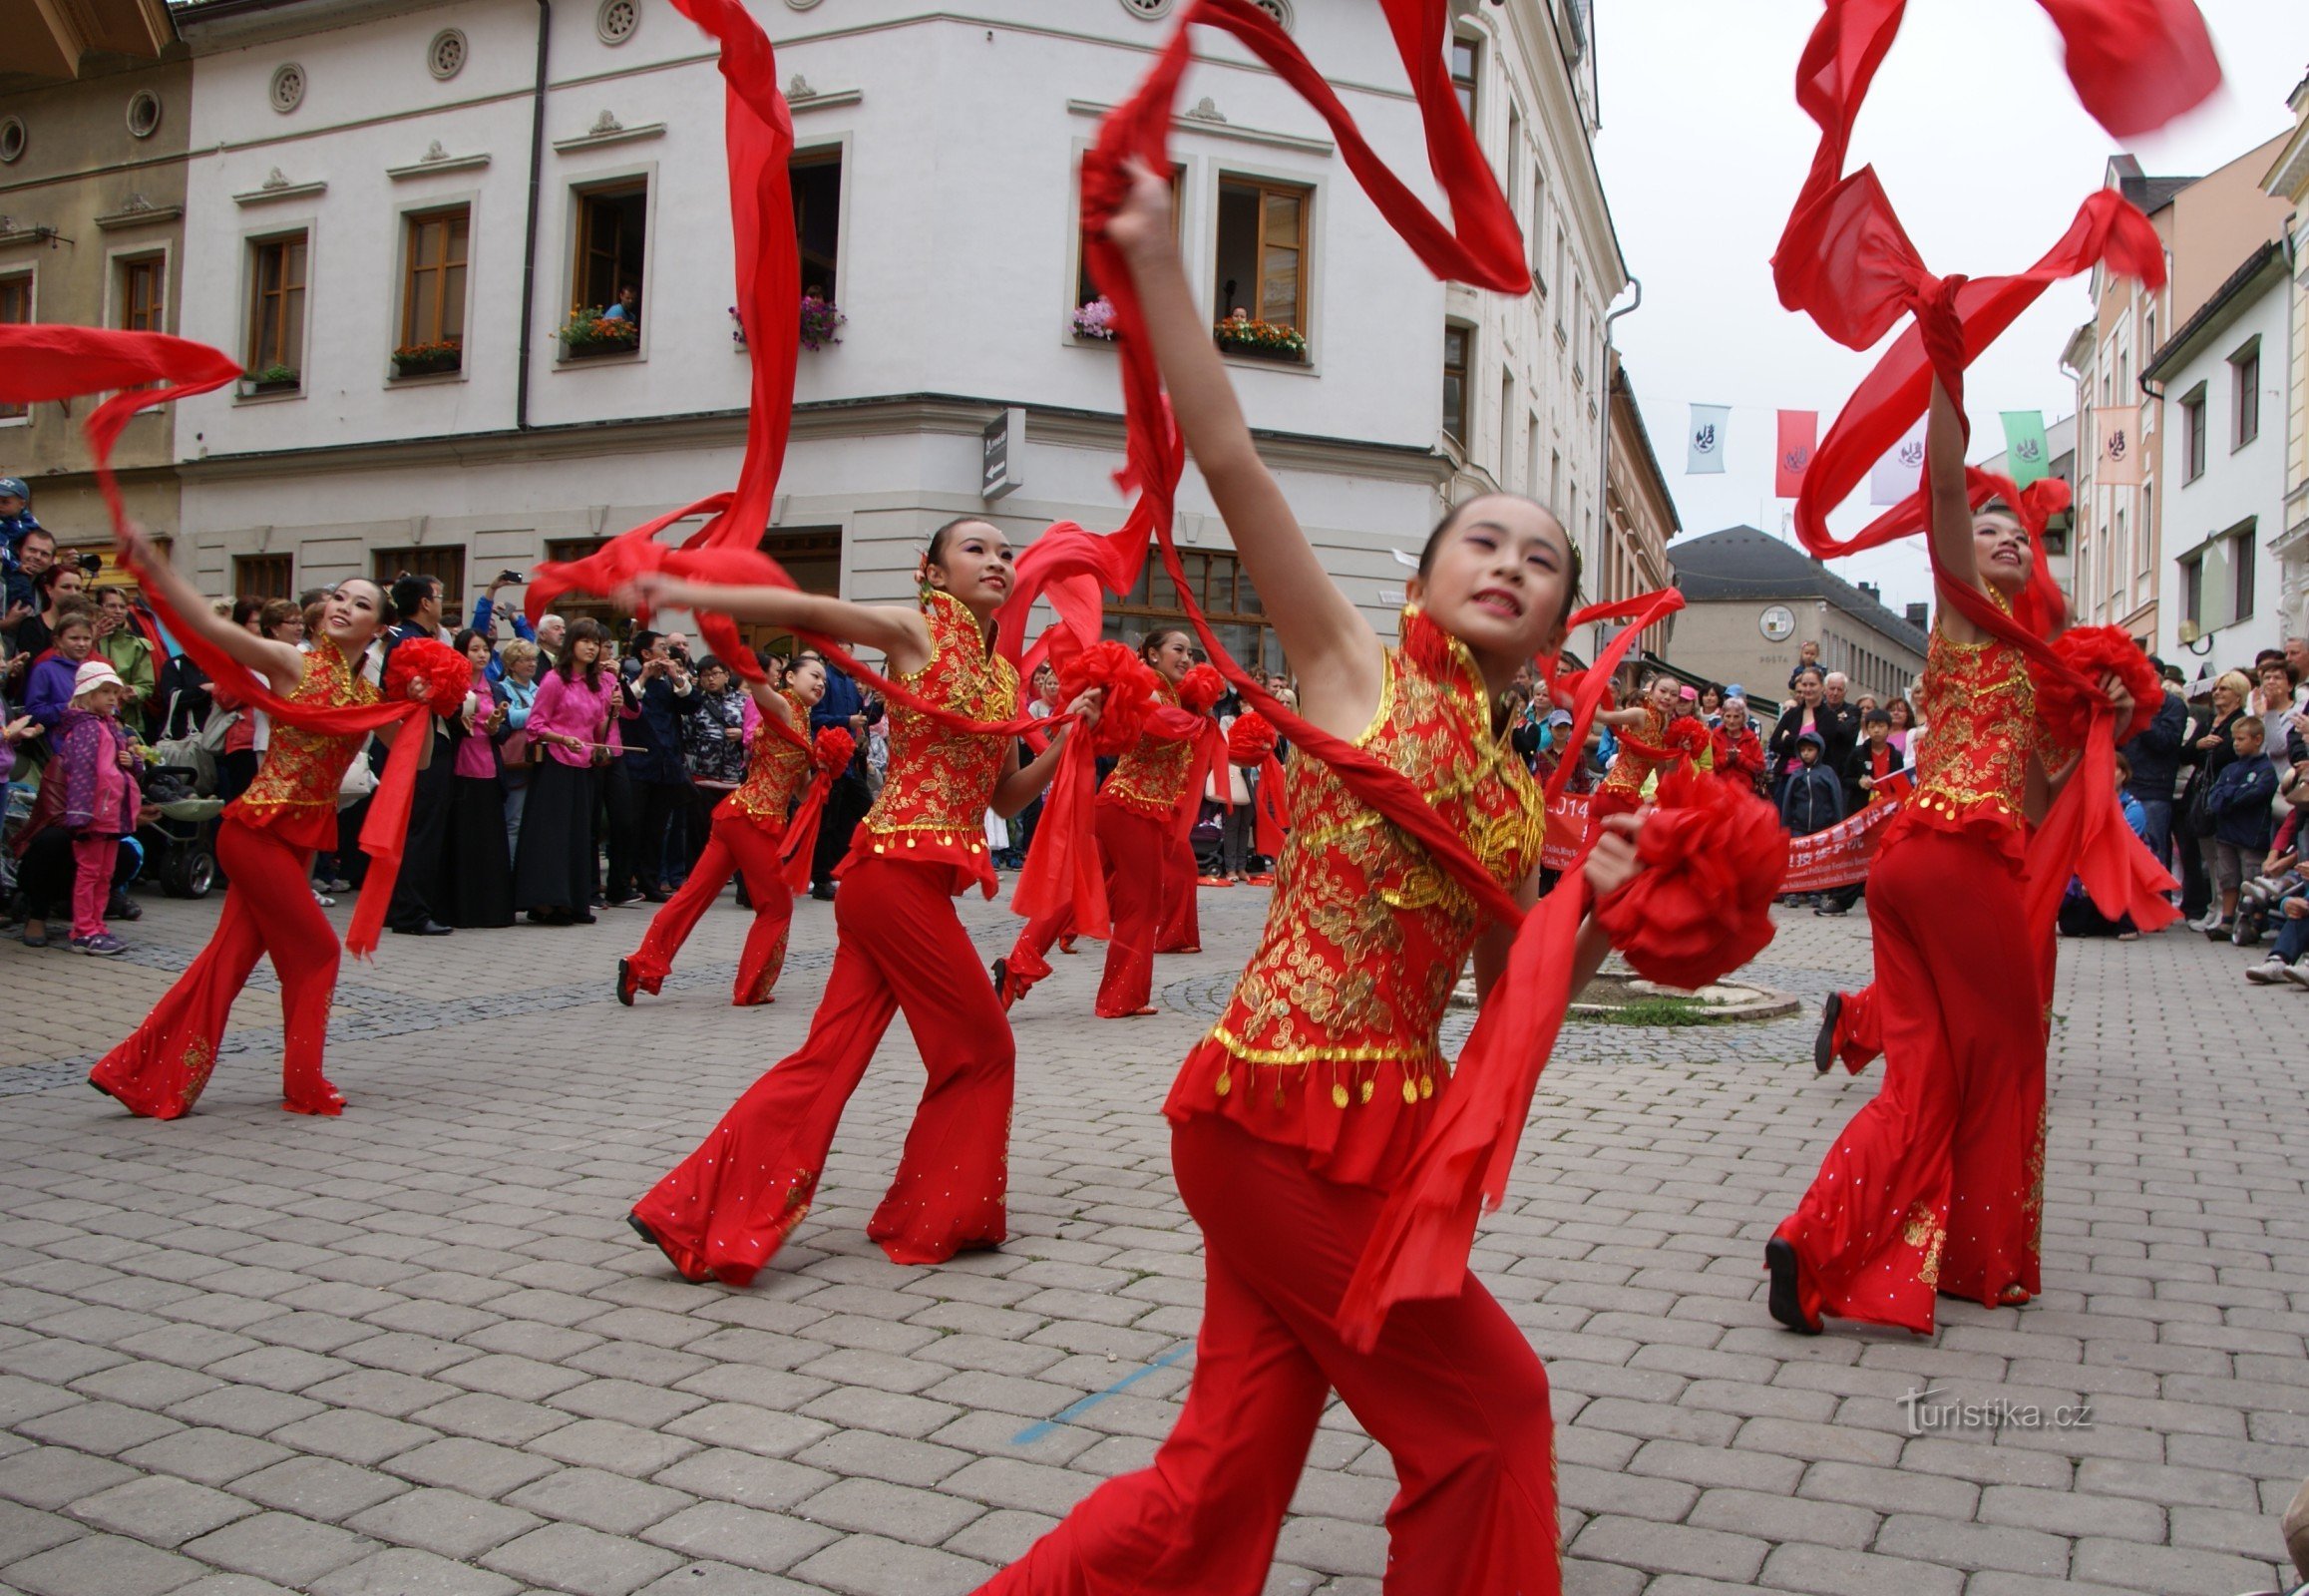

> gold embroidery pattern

[
  {"left": 178, "top": 1039, "right": 217, "bottom": 1113},
  {"left": 1901, "top": 1200, "right": 1946, "bottom": 1288},
  {"left": 757, "top": 925, "right": 791, "bottom": 1002},
  {"left": 235, "top": 644, "right": 380, "bottom": 815},
  {"left": 1911, "top": 618, "right": 2036, "bottom": 830},
  {"left": 727, "top": 707, "right": 813, "bottom": 826},
  {"left": 1102, "top": 677, "right": 1195, "bottom": 816},
  {"left": 1209, "top": 607, "right": 1541, "bottom": 1105},
  {"left": 861, "top": 590, "right": 1018, "bottom": 849},
  {"left": 2023, "top": 1101, "right": 2049, "bottom": 1255}
]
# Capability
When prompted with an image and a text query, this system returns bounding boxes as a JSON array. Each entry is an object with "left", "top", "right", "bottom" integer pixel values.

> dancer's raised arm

[
  {"left": 1926, "top": 377, "right": 2002, "bottom": 645},
  {"left": 628, "top": 574, "right": 936, "bottom": 678},
  {"left": 121, "top": 523, "right": 304, "bottom": 694},
  {"left": 1108, "top": 159, "right": 1380, "bottom": 737}
]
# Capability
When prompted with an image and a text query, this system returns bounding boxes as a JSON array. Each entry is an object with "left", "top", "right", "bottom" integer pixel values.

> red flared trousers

[
  {"left": 90, "top": 819, "right": 343, "bottom": 1119},
  {"left": 1155, "top": 822, "right": 1197, "bottom": 954},
  {"left": 1776, "top": 828, "right": 2047, "bottom": 1333},
  {"left": 977, "top": 1115, "right": 1558, "bottom": 1596},
  {"left": 1829, "top": 983, "right": 1883, "bottom": 1074},
  {"left": 631, "top": 856, "right": 1013, "bottom": 1283},
  {"left": 1007, "top": 805, "right": 1166, "bottom": 1016},
  {"left": 625, "top": 809, "right": 794, "bottom": 1005}
]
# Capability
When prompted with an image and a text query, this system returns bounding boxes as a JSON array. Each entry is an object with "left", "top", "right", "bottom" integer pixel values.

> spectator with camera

[
  {"left": 468, "top": 571, "right": 536, "bottom": 682},
  {"left": 618, "top": 628, "right": 699, "bottom": 902}
]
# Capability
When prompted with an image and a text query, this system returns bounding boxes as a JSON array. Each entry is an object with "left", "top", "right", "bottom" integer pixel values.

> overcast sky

[{"left": 1593, "top": 0, "right": 2309, "bottom": 613}]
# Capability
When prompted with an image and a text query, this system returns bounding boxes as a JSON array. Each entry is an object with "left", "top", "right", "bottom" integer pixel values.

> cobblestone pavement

[{"left": 0, "top": 877, "right": 2301, "bottom": 1596}]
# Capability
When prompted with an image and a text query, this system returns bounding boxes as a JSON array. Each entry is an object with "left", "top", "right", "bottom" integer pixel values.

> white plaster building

[
  {"left": 156, "top": 0, "right": 1638, "bottom": 662},
  {"left": 2141, "top": 238, "right": 2293, "bottom": 670}
]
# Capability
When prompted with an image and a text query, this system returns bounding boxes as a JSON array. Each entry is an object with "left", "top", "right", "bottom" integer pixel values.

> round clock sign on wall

[{"left": 1759, "top": 604, "right": 1796, "bottom": 643}]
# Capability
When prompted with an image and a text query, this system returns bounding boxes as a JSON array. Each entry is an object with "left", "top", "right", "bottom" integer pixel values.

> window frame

[
  {"left": 232, "top": 553, "right": 295, "bottom": 602},
  {"left": 738, "top": 527, "right": 844, "bottom": 653},
  {"left": 241, "top": 226, "right": 311, "bottom": 395},
  {"left": 2180, "top": 382, "right": 2207, "bottom": 483},
  {"left": 111, "top": 248, "right": 168, "bottom": 335},
  {"left": 1449, "top": 33, "right": 1480, "bottom": 130},
  {"left": 1105, "top": 543, "right": 1282, "bottom": 677},
  {"left": 2230, "top": 523, "right": 2255, "bottom": 622},
  {"left": 1074, "top": 157, "right": 1183, "bottom": 320},
  {"left": 396, "top": 200, "right": 473, "bottom": 367},
  {"left": 1441, "top": 321, "right": 1471, "bottom": 450},
  {"left": 1212, "top": 171, "right": 1314, "bottom": 361},
  {"left": 561, "top": 166, "right": 657, "bottom": 364},
  {"left": 0, "top": 268, "right": 33, "bottom": 423},
  {"left": 2231, "top": 337, "right": 2260, "bottom": 450},
  {"left": 370, "top": 545, "right": 468, "bottom": 625},
  {"left": 790, "top": 140, "right": 848, "bottom": 307}
]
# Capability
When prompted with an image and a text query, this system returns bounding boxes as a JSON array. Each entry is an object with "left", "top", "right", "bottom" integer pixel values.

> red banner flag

[{"left": 1775, "top": 410, "right": 1818, "bottom": 498}]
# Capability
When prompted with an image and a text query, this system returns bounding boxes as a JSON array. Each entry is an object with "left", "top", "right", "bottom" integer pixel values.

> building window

[
  {"left": 2114, "top": 506, "right": 2126, "bottom": 611},
  {"left": 117, "top": 255, "right": 164, "bottom": 333},
  {"left": 1107, "top": 545, "right": 1280, "bottom": 675},
  {"left": 1213, "top": 177, "right": 1310, "bottom": 356},
  {"left": 740, "top": 528, "right": 843, "bottom": 653},
  {"left": 2181, "top": 384, "right": 2207, "bottom": 482},
  {"left": 245, "top": 232, "right": 307, "bottom": 386},
  {"left": 371, "top": 545, "right": 467, "bottom": 623},
  {"left": 1450, "top": 35, "right": 1479, "bottom": 128},
  {"left": 1499, "top": 370, "right": 1515, "bottom": 483},
  {"left": 543, "top": 539, "right": 616, "bottom": 634},
  {"left": 398, "top": 206, "right": 469, "bottom": 370},
  {"left": 1528, "top": 173, "right": 1547, "bottom": 293},
  {"left": 1441, "top": 324, "right": 1470, "bottom": 448},
  {"left": 0, "top": 272, "right": 30, "bottom": 420},
  {"left": 2138, "top": 485, "right": 2152, "bottom": 580},
  {"left": 1078, "top": 163, "right": 1180, "bottom": 312},
  {"left": 2180, "top": 551, "right": 2203, "bottom": 632},
  {"left": 791, "top": 149, "right": 841, "bottom": 301},
  {"left": 571, "top": 181, "right": 646, "bottom": 326},
  {"left": 232, "top": 554, "right": 294, "bottom": 601},
  {"left": 2233, "top": 340, "right": 2260, "bottom": 449},
  {"left": 1503, "top": 105, "right": 1520, "bottom": 192},
  {"left": 2232, "top": 526, "right": 2255, "bottom": 621}
]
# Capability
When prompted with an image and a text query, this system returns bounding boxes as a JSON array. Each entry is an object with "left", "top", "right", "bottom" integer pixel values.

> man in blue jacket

[
  {"left": 808, "top": 658, "right": 881, "bottom": 901},
  {"left": 619, "top": 629, "right": 698, "bottom": 902},
  {"left": 2120, "top": 661, "right": 2189, "bottom": 880}
]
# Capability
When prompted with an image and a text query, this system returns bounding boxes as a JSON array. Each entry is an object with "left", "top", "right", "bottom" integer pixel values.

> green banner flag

[{"left": 2000, "top": 410, "right": 2051, "bottom": 487}]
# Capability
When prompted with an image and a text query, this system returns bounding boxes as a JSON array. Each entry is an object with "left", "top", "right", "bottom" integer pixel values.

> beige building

[
  {"left": 1603, "top": 362, "right": 1678, "bottom": 658},
  {"left": 1667, "top": 525, "right": 1926, "bottom": 710},
  {"left": 0, "top": 0, "right": 187, "bottom": 563},
  {"left": 2066, "top": 139, "right": 2293, "bottom": 645},
  {"left": 2266, "top": 72, "right": 2309, "bottom": 643}
]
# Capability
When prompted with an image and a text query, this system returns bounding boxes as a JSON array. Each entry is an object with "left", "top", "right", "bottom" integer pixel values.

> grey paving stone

[
  {"left": 505, "top": 1468, "right": 694, "bottom": 1536},
  {"left": 309, "top": 1544, "right": 525, "bottom": 1595},
  {"left": 638, "top": 1502, "right": 839, "bottom": 1574},
  {"left": 789, "top": 1532, "right": 994, "bottom": 1596},
  {"left": 482, "top": 1520, "right": 687, "bottom": 1596},
  {"left": 0, "top": 1445, "right": 141, "bottom": 1509},
  {"left": 69, "top": 1474, "right": 259, "bottom": 1548},
  {"left": 5, "top": 1530, "right": 208, "bottom": 1596},
  {"left": 345, "top": 1486, "right": 544, "bottom": 1562},
  {"left": 797, "top": 1478, "right": 984, "bottom": 1546},
  {"left": 388, "top": 1438, "right": 561, "bottom": 1500},
  {"left": 231, "top": 1455, "right": 408, "bottom": 1522},
  {"left": 181, "top": 1510, "right": 377, "bottom": 1587},
  {"left": 118, "top": 1428, "right": 294, "bottom": 1488},
  {"left": 0, "top": 1499, "right": 84, "bottom": 1562}
]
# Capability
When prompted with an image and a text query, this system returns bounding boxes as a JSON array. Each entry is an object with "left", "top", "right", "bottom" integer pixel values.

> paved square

[{"left": 0, "top": 879, "right": 2300, "bottom": 1594}]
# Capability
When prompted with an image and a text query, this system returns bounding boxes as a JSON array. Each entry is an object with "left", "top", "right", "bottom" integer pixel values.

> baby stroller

[{"left": 137, "top": 764, "right": 224, "bottom": 899}]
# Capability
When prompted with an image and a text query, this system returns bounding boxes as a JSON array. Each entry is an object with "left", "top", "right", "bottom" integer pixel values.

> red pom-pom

[
  {"left": 1227, "top": 710, "right": 1278, "bottom": 766},
  {"left": 1666, "top": 717, "right": 1713, "bottom": 759},
  {"left": 1177, "top": 663, "right": 1226, "bottom": 714},
  {"left": 383, "top": 636, "right": 472, "bottom": 720},
  {"left": 812, "top": 725, "right": 856, "bottom": 774},
  {"left": 1060, "top": 639, "right": 1157, "bottom": 756},
  {"left": 2031, "top": 625, "right": 2161, "bottom": 746},
  {"left": 1591, "top": 767, "right": 1786, "bottom": 990}
]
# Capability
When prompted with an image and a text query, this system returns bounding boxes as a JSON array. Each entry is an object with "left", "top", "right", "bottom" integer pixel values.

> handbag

[{"left": 336, "top": 737, "right": 378, "bottom": 810}]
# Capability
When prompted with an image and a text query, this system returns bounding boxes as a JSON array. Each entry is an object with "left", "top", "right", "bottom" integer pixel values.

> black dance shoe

[{"left": 1765, "top": 1238, "right": 1821, "bottom": 1335}]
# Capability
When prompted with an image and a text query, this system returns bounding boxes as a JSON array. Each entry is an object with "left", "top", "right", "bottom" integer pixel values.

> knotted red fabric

[{"left": 777, "top": 725, "right": 855, "bottom": 892}]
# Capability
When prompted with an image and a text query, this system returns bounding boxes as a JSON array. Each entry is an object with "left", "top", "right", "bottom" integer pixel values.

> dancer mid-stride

[
  {"left": 975, "top": 161, "right": 1645, "bottom": 1596},
  {"left": 623, "top": 524, "right": 1099, "bottom": 1282},
  {"left": 1768, "top": 375, "right": 2131, "bottom": 1336},
  {"left": 618, "top": 653, "right": 832, "bottom": 1008},
  {"left": 996, "top": 626, "right": 1196, "bottom": 1017},
  {"left": 89, "top": 529, "right": 435, "bottom": 1119}
]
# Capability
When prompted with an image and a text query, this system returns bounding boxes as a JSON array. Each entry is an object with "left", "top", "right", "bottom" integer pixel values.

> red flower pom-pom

[
  {"left": 383, "top": 636, "right": 472, "bottom": 720},
  {"left": 1666, "top": 717, "right": 1713, "bottom": 760},
  {"left": 1177, "top": 663, "right": 1226, "bottom": 714},
  {"left": 1227, "top": 710, "right": 1278, "bottom": 766},
  {"left": 2030, "top": 625, "right": 2161, "bottom": 746},
  {"left": 1592, "top": 767, "right": 1786, "bottom": 991},
  {"left": 812, "top": 725, "right": 856, "bottom": 774},
  {"left": 1060, "top": 639, "right": 1157, "bottom": 756}
]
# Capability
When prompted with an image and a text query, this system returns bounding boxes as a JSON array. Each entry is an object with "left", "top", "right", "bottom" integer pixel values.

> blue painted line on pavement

[{"left": 1011, "top": 1342, "right": 1194, "bottom": 1444}]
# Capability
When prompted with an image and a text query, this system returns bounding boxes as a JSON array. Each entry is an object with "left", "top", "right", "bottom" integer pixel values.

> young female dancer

[
  {"left": 624, "top": 523, "right": 1097, "bottom": 1281},
  {"left": 1588, "top": 671, "right": 1679, "bottom": 833},
  {"left": 974, "top": 161, "right": 1643, "bottom": 1596},
  {"left": 89, "top": 531, "right": 433, "bottom": 1118},
  {"left": 1768, "top": 376, "right": 2125, "bottom": 1335},
  {"left": 617, "top": 652, "right": 829, "bottom": 1007},
  {"left": 996, "top": 626, "right": 1195, "bottom": 1017}
]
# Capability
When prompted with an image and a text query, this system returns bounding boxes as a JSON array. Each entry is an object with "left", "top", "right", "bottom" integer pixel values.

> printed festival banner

[
  {"left": 1775, "top": 410, "right": 1818, "bottom": 498},
  {"left": 1999, "top": 409, "right": 2052, "bottom": 487},
  {"left": 2094, "top": 405, "right": 2143, "bottom": 487},
  {"left": 1868, "top": 418, "right": 1928, "bottom": 506},
  {"left": 1687, "top": 404, "right": 1730, "bottom": 475},
  {"left": 1540, "top": 770, "right": 1913, "bottom": 890}
]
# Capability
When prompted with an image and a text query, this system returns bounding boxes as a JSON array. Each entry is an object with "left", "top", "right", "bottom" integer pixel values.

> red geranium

[
  {"left": 1227, "top": 710, "right": 1278, "bottom": 766},
  {"left": 382, "top": 636, "right": 472, "bottom": 720},
  {"left": 1177, "top": 662, "right": 1226, "bottom": 714},
  {"left": 2030, "top": 625, "right": 2161, "bottom": 746},
  {"left": 1592, "top": 767, "right": 1786, "bottom": 991},
  {"left": 812, "top": 724, "right": 856, "bottom": 774}
]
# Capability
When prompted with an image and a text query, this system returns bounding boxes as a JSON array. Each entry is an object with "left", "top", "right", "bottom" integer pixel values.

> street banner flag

[
  {"left": 2000, "top": 410, "right": 2052, "bottom": 487},
  {"left": 2095, "top": 406, "right": 2143, "bottom": 486},
  {"left": 1774, "top": 410, "right": 1817, "bottom": 498},
  {"left": 1687, "top": 404, "right": 1730, "bottom": 475},
  {"left": 1541, "top": 773, "right": 1911, "bottom": 882},
  {"left": 1868, "top": 418, "right": 1927, "bottom": 506}
]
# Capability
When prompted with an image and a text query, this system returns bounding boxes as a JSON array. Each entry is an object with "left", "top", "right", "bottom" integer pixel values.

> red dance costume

[
  {"left": 624, "top": 699, "right": 813, "bottom": 1004},
  {"left": 1589, "top": 702, "right": 1669, "bottom": 832},
  {"left": 632, "top": 590, "right": 1020, "bottom": 1282},
  {"left": 981, "top": 609, "right": 1558, "bottom": 1596},
  {"left": 1154, "top": 822, "right": 1199, "bottom": 953},
  {"left": 91, "top": 644, "right": 380, "bottom": 1118},
  {"left": 1775, "top": 613, "right": 2048, "bottom": 1332},
  {"left": 1006, "top": 678, "right": 1195, "bottom": 1015}
]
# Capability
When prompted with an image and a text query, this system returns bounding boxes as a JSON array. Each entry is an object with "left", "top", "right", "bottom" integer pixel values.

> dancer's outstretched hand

[
  {"left": 2100, "top": 669, "right": 2134, "bottom": 728},
  {"left": 1584, "top": 812, "right": 1647, "bottom": 901},
  {"left": 1065, "top": 686, "right": 1105, "bottom": 729},
  {"left": 1107, "top": 158, "right": 1176, "bottom": 263}
]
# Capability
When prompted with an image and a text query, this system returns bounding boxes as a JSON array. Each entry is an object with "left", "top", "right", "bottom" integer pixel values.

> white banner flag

[
  {"left": 1869, "top": 418, "right": 1928, "bottom": 505},
  {"left": 1687, "top": 404, "right": 1730, "bottom": 475}
]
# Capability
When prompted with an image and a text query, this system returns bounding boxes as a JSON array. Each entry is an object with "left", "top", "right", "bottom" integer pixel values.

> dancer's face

[
  {"left": 1146, "top": 631, "right": 1193, "bottom": 682},
  {"left": 786, "top": 656, "right": 828, "bottom": 707},
  {"left": 321, "top": 581, "right": 386, "bottom": 648},
  {"left": 1646, "top": 677, "right": 1679, "bottom": 715},
  {"left": 1974, "top": 510, "right": 2032, "bottom": 597},
  {"left": 1409, "top": 495, "right": 1573, "bottom": 678},
  {"left": 926, "top": 522, "right": 1014, "bottom": 614}
]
